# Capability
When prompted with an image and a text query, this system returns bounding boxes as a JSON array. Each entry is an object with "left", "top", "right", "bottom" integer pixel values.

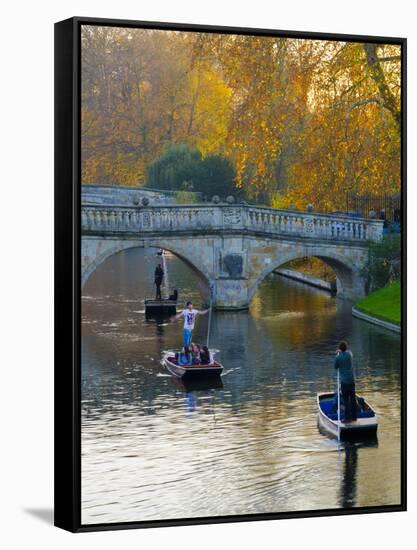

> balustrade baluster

[
  {"left": 116, "top": 210, "right": 122, "bottom": 229},
  {"left": 120, "top": 210, "right": 126, "bottom": 229},
  {"left": 82, "top": 209, "right": 88, "bottom": 229},
  {"left": 91, "top": 209, "right": 96, "bottom": 228},
  {"left": 106, "top": 210, "right": 112, "bottom": 229},
  {"left": 81, "top": 205, "right": 380, "bottom": 244},
  {"left": 94, "top": 210, "right": 100, "bottom": 230},
  {"left": 108, "top": 210, "right": 114, "bottom": 229},
  {"left": 124, "top": 210, "right": 131, "bottom": 229},
  {"left": 88, "top": 209, "right": 95, "bottom": 229}
]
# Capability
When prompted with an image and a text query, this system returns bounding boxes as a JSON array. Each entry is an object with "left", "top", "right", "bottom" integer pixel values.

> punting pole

[
  {"left": 206, "top": 285, "right": 214, "bottom": 348},
  {"left": 336, "top": 369, "right": 343, "bottom": 479},
  {"left": 161, "top": 250, "right": 170, "bottom": 296},
  {"left": 337, "top": 369, "right": 341, "bottom": 442}
]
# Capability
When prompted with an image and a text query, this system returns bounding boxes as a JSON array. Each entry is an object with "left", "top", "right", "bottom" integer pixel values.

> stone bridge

[{"left": 81, "top": 203, "right": 383, "bottom": 309}]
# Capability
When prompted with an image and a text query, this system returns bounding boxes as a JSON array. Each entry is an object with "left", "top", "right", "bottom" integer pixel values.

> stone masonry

[{"left": 81, "top": 202, "right": 383, "bottom": 310}]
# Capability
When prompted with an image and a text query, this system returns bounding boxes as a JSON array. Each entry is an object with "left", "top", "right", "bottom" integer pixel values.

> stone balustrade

[{"left": 81, "top": 204, "right": 383, "bottom": 243}]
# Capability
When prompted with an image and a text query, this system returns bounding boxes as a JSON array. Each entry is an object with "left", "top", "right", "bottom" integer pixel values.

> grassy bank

[{"left": 355, "top": 280, "right": 401, "bottom": 326}]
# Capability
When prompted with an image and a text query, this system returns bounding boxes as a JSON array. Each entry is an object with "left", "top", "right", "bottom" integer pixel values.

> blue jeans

[{"left": 183, "top": 328, "right": 192, "bottom": 347}]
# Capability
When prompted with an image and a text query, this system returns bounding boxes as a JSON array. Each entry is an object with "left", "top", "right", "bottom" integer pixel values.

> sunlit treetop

[{"left": 81, "top": 26, "right": 401, "bottom": 210}]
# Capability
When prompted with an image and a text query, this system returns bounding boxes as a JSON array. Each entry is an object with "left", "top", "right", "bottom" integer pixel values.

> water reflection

[
  {"left": 173, "top": 377, "right": 224, "bottom": 393},
  {"left": 338, "top": 439, "right": 377, "bottom": 509},
  {"left": 81, "top": 247, "right": 401, "bottom": 524}
]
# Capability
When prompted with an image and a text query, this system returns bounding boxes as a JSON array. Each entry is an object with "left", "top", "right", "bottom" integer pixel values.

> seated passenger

[
  {"left": 169, "top": 290, "right": 177, "bottom": 301},
  {"left": 200, "top": 345, "right": 214, "bottom": 365},
  {"left": 177, "top": 346, "right": 192, "bottom": 366},
  {"left": 190, "top": 343, "right": 201, "bottom": 364}
]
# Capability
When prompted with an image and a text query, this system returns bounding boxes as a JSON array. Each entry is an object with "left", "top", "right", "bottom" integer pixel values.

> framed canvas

[{"left": 54, "top": 16, "right": 407, "bottom": 532}]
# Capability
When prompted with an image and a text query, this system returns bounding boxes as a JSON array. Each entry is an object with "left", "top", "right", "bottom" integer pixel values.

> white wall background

[{"left": 1, "top": 0, "right": 415, "bottom": 547}]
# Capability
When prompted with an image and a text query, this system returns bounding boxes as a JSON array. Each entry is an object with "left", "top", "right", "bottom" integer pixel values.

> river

[{"left": 81, "top": 247, "right": 401, "bottom": 524}]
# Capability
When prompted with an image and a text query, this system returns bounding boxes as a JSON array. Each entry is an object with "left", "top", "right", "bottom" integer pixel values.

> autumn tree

[{"left": 81, "top": 27, "right": 401, "bottom": 212}]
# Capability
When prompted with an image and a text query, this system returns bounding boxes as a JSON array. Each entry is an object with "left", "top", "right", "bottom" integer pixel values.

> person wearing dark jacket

[
  {"left": 154, "top": 264, "right": 164, "bottom": 300},
  {"left": 334, "top": 341, "right": 357, "bottom": 422},
  {"left": 200, "top": 346, "right": 214, "bottom": 365},
  {"left": 169, "top": 289, "right": 178, "bottom": 302}
]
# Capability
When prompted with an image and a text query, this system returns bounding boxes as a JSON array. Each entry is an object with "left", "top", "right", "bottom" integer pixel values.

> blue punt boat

[{"left": 317, "top": 392, "right": 378, "bottom": 440}]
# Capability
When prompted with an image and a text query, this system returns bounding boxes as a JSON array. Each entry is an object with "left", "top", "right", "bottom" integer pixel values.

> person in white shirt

[{"left": 171, "top": 301, "right": 209, "bottom": 347}]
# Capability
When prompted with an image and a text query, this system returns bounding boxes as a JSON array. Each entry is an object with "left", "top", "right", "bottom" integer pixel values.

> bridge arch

[
  {"left": 81, "top": 237, "right": 212, "bottom": 291},
  {"left": 248, "top": 248, "right": 359, "bottom": 304}
]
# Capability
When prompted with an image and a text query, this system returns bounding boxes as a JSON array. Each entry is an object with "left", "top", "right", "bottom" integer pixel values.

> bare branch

[
  {"left": 348, "top": 97, "right": 383, "bottom": 111},
  {"left": 378, "top": 56, "right": 401, "bottom": 63}
]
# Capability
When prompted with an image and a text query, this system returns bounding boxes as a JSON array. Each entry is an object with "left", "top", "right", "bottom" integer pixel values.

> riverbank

[
  {"left": 274, "top": 268, "right": 335, "bottom": 292},
  {"left": 353, "top": 280, "right": 401, "bottom": 333}
]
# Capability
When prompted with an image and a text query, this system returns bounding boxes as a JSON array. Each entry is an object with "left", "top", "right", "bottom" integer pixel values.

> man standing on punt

[
  {"left": 335, "top": 341, "right": 357, "bottom": 423},
  {"left": 171, "top": 301, "right": 209, "bottom": 347},
  {"left": 154, "top": 263, "right": 164, "bottom": 300}
]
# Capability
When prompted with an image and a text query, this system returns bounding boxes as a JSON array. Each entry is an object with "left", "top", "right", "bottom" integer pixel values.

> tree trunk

[{"left": 363, "top": 43, "right": 401, "bottom": 130}]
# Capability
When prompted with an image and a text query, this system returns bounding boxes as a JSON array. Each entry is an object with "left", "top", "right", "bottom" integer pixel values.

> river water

[{"left": 81, "top": 247, "right": 401, "bottom": 525}]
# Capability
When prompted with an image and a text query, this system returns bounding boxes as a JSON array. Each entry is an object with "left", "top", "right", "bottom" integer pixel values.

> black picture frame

[{"left": 54, "top": 16, "right": 407, "bottom": 533}]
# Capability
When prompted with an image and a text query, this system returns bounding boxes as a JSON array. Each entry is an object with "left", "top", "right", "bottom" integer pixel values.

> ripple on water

[{"left": 81, "top": 248, "right": 402, "bottom": 524}]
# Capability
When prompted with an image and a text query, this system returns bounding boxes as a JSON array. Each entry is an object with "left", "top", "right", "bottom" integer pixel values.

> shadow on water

[
  {"left": 173, "top": 376, "right": 224, "bottom": 392},
  {"left": 339, "top": 439, "right": 378, "bottom": 508},
  {"left": 144, "top": 316, "right": 170, "bottom": 338}
]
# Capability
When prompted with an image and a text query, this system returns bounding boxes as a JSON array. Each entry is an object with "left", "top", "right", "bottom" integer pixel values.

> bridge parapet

[{"left": 81, "top": 204, "right": 383, "bottom": 243}]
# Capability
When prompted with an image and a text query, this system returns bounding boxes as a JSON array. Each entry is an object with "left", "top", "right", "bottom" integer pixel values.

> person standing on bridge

[
  {"left": 171, "top": 301, "right": 209, "bottom": 347},
  {"left": 154, "top": 263, "right": 164, "bottom": 300}
]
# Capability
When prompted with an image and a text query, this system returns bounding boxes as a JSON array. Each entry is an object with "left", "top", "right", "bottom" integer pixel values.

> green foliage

[
  {"left": 192, "top": 155, "right": 236, "bottom": 197},
  {"left": 145, "top": 144, "right": 202, "bottom": 191},
  {"left": 145, "top": 143, "right": 237, "bottom": 198},
  {"left": 362, "top": 234, "right": 401, "bottom": 292},
  {"left": 174, "top": 191, "right": 199, "bottom": 204},
  {"left": 355, "top": 280, "right": 400, "bottom": 325},
  {"left": 270, "top": 192, "right": 293, "bottom": 210}
]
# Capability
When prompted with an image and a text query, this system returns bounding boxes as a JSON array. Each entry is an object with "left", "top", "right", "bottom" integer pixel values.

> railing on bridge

[{"left": 81, "top": 204, "right": 384, "bottom": 243}]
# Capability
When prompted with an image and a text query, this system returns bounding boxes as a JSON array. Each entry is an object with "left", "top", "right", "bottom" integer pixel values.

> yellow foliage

[{"left": 81, "top": 27, "right": 401, "bottom": 210}]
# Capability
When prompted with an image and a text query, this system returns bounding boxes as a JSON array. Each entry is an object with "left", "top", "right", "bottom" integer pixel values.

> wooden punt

[
  {"left": 144, "top": 298, "right": 176, "bottom": 318},
  {"left": 317, "top": 392, "right": 378, "bottom": 440},
  {"left": 163, "top": 353, "right": 223, "bottom": 379}
]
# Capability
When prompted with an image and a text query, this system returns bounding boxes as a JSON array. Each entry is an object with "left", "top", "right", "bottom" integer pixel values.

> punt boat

[
  {"left": 317, "top": 392, "right": 378, "bottom": 440},
  {"left": 144, "top": 298, "right": 176, "bottom": 318},
  {"left": 163, "top": 353, "right": 223, "bottom": 379}
]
